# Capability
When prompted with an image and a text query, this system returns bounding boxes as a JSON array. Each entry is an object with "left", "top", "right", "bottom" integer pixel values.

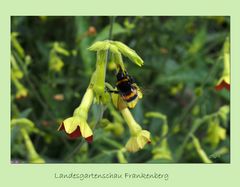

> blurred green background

[{"left": 11, "top": 16, "right": 230, "bottom": 163}]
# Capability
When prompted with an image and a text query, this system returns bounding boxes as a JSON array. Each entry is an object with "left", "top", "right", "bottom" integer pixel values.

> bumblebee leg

[
  {"left": 108, "top": 90, "right": 119, "bottom": 94},
  {"left": 128, "top": 75, "right": 136, "bottom": 83},
  {"left": 105, "top": 87, "right": 119, "bottom": 94}
]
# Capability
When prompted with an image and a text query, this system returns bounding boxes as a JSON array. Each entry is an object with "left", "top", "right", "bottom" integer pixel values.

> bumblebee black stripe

[
  {"left": 123, "top": 93, "right": 138, "bottom": 102},
  {"left": 117, "top": 82, "right": 132, "bottom": 93},
  {"left": 122, "top": 89, "right": 138, "bottom": 102}
]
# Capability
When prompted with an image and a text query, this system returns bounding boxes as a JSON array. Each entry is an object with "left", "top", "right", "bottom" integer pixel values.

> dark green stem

[
  {"left": 108, "top": 16, "right": 115, "bottom": 41},
  {"left": 106, "top": 16, "right": 116, "bottom": 63},
  {"left": 64, "top": 139, "right": 84, "bottom": 162}
]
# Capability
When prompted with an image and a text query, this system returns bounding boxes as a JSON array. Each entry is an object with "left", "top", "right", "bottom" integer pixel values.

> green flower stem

[
  {"left": 192, "top": 135, "right": 212, "bottom": 163},
  {"left": 121, "top": 108, "right": 141, "bottom": 136},
  {"left": 11, "top": 73, "right": 24, "bottom": 90},
  {"left": 73, "top": 88, "right": 94, "bottom": 118},
  {"left": 145, "top": 112, "right": 168, "bottom": 137},
  {"left": 108, "top": 16, "right": 115, "bottom": 40},
  {"left": 117, "top": 150, "right": 128, "bottom": 164},
  {"left": 11, "top": 71, "right": 28, "bottom": 99},
  {"left": 223, "top": 37, "right": 230, "bottom": 76},
  {"left": 95, "top": 50, "right": 107, "bottom": 90},
  {"left": 102, "top": 137, "right": 123, "bottom": 149},
  {"left": 107, "top": 103, "right": 124, "bottom": 123},
  {"left": 11, "top": 54, "right": 22, "bottom": 72},
  {"left": 11, "top": 32, "right": 25, "bottom": 58},
  {"left": 20, "top": 128, "right": 45, "bottom": 163},
  {"left": 65, "top": 19, "right": 116, "bottom": 161}
]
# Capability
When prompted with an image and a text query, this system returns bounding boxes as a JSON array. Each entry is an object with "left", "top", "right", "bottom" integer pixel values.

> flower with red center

[
  {"left": 58, "top": 116, "right": 93, "bottom": 143},
  {"left": 215, "top": 76, "right": 230, "bottom": 91},
  {"left": 58, "top": 88, "right": 94, "bottom": 143},
  {"left": 215, "top": 37, "right": 230, "bottom": 91}
]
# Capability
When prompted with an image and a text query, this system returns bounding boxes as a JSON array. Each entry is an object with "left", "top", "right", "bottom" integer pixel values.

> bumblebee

[{"left": 110, "top": 68, "right": 142, "bottom": 109}]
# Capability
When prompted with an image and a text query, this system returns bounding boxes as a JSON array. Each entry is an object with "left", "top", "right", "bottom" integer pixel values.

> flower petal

[
  {"left": 85, "top": 135, "right": 93, "bottom": 143},
  {"left": 68, "top": 126, "right": 82, "bottom": 139},
  {"left": 141, "top": 130, "right": 151, "bottom": 140},
  {"left": 63, "top": 117, "right": 80, "bottom": 134},
  {"left": 125, "top": 130, "right": 151, "bottom": 153},
  {"left": 126, "top": 137, "right": 139, "bottom": 152},
  {"left": 57, "top": 122, "right": 65, "bottom": 131},
  {"left": 79, "top": 121, "right": 93, "bottom": 139},
  {"left": 137, "top": 130, "right": 151, "bottom": 149},
  {"left": 215, "top": 80, "right": 230, "bottom": 91},
  {"left": 137, "top": 136, "right": 146, "bottom": 149},
  {"left": 127, "top": 99, "right": 138, "bottom": 109}
]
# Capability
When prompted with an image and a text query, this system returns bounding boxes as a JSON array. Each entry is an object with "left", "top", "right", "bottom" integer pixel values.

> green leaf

[
  {"left": 19, "top": 108, "right": 33, "bottom": 118},
  {"left": 188, "top": 28, "right": 207, "bottom": 54}
]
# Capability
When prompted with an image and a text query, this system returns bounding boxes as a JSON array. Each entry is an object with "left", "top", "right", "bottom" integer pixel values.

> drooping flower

[
  {"left": 204, "top": 119, "right": 226, "bottom": 147},
  {"left": 215, "top": 76, "right": 230, "bottom": 91},
  {"left": 58, "top": 116, "right": 93, "bottom": 142},
  {"left": 15, "top": 87, "right": 28, "bottom": 99},
  {"left": 121, "top": 108, "right": 151, "bottom": 152},
  {"left": 215, "top": 37, "right": 230, "bottom": 91},
  {"left": 58, "top": 88, "right": 94, "bottom": 143},
  {"left": 125, "top": 130, "right": 151, "bottom": 153},
  {"left": 11, "top": 68, "right": 28, "bottom": 99}
]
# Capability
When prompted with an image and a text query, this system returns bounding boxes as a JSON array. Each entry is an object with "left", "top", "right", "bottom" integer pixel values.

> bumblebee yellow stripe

[
  {"left": 116, "top": 78, "right": 128, "bottom": 85},
  {"left": 122, "top": 91, "right": 137, "bottom": 101}
]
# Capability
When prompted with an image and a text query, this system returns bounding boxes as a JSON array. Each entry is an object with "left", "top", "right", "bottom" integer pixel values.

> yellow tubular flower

[
  {"left": 215, "top": 37, "right": 230, "bottom": 91},
  {"left": 121, "top": 108, "right": 151, "bottom": 153},
  {"left": 58, "top": 88, "right": 94, "bottom": 143}
]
